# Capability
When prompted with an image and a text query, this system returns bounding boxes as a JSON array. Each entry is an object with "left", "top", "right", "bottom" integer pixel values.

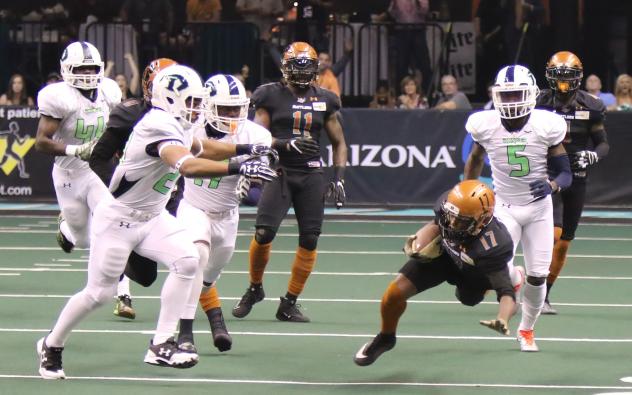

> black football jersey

[
  {"left": 433, "top": 192, "right": 514, "bottom": 275},
  {"left": 536, "top": 89, "right": 605, "bottom": 155},
  {"left": 250, "top": 82, "right": 341, "bottom": 170},
  {"left": 90, "top": 98, "right": 150, "bottom": 185}
]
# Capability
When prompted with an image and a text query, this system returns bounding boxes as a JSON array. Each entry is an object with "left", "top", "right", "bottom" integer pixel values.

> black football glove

[
  {"left": 528, "top": 179, "right": 553, "bottom": 199},
  {"left": 570, "top": 150, "right": 598, "bottom": 170},
  {"left": 229, "top": 159, "right": 277, "bottom": 182},
  {"left": 326, "top": 179, "right": 346, "bottom": 209}
]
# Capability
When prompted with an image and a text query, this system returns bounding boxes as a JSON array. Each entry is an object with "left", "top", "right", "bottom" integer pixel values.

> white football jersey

[
  {"left": 109, "top": 108, "right": 194, "bottom": 213},
  {"left": 466, "top": 109, "right": 567, "bottom": 205},
  {"left": 37, "top": 78, "right": 121, "bottom": 170},
  {"left": 183, "top": 119, "right": 272, "bottom": 212}
]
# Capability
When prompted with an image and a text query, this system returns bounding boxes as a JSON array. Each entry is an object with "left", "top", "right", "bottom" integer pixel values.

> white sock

[
  {"left": 46, "top": 289, "right": 101, "bottom": 347},
  {"left": 60, "top": 220, "right": 76, "bottom": 245},
  {"left": 153, "top": 273, "right": 194, "bottom": 345},
  {"left": 519, "top": 282, "right": 546, "bottom": 331},
  {"left": 117, "top": 275, "right": 131, "bottom": 297}
]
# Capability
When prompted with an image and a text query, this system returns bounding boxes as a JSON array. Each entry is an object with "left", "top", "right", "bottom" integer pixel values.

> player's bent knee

[
  {"left": 455, "top": 289, "right": 485, "bottom": 306},
  {"left": 526, "top": 275, "right": 546, "bottom": 286},
  {"left": 255, "top": 227, "right": 276, "bottom": 244},
  {"left": 84, "top": 283, "right": 117, "bottom": 308},
  {"left": 299, "top": 232, "right": 320, "bottom": 251},
  {"left": 171, "top": 256, "right": 198, "bottom": 279},
  {"left": 195, "top": 242, "right": 210, "bottom": 270}
]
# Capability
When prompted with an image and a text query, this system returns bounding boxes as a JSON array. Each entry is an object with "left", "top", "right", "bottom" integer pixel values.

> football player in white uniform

[
  {"left": 464, "top": 65, "right": 572, "bottom": 352},
  {"left": 176, "top": 74, "right": 273, "bottom": 353},
  {"left": 35, "top": 41, "right": 120, "bottom": 251},
  {"left": 37, "top": 65, "right": 277, "bottom": 379}
]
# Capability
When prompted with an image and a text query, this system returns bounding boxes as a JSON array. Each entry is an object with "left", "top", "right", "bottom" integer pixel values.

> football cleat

[
  {"left": 56, "top": 214, "right": 74, "bottom": 254},
  {"left": 512, "top": 265, "right": 526, "bottom": 315},
  {"left": 354, "top": 333, "right": 396, "bottom": 366},
  {"left": 144, "top": 337, "right": 198, "bottom": 368},
  {"left": 208, "top": 308, "right": 232, "bottom": 352},
  {"left": 276, "top": 296, "right": 310, "bottom": 323},
  {"left": 113, "top": 295, "right": 136, "bottom": 320},
  {"left": 36, "top": 337, "right": 65, "bottom": 379},
  {"left": 517, "top": 329, "right": 539, "bottom": 352},
  {"left": 177, "top": 341, "right": 198, "bottom": 354},
  {"left": 541, "top": 300, "right": 558, "bottom": 315},
  {"left": 232, "top": 284, "right": 265, "bottom": 318}
]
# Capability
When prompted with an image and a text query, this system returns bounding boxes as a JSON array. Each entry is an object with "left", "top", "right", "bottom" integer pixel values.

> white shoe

[
  {"left": 517, "top": 329, "right": 539, "bottom": 352},
  {"left": 512, "top": 266, "right": 526, "bottom": 315},
  {"left": 144, "top": 337, "right": 198, "bottom": 368},
  {"left": 36, "top": 337, "right": 66, "bottom": 379},
  {"left": 541, "top": 300, "right": 558, "bottom": 315}
]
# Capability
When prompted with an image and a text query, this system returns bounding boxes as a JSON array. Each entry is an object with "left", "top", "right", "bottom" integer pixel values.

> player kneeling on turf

[{"left": 354, "top": 180, "right": 524, "bottom": 366}]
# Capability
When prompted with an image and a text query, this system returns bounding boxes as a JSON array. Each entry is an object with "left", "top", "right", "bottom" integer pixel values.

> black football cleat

[
  {"left": 208, "top": 308, "right": 232, "bottom": 352},
  {"left": 36, "top": 337, "right": 65, "bottom": 379},
  {"left": 56, "top": 214, "right": 74, "bottom": 254},
  {"left": 354, "top": 333, "right": 396, "bottom": 366},
  {"left": 275, "top": 296, "right": 310, "bottom": 323},
  {"left": 232, "top": 284, "right": 265, "bottom": 318}
]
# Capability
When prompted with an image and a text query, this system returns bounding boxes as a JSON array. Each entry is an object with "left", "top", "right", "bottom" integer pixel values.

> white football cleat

[{"left": 517, "top": 329, "right": 539, "bottom": 352}]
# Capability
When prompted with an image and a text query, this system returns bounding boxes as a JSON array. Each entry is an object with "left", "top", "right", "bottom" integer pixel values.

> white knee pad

[{"left": 171, "top": 255, "right": 198, "bottom": 279}]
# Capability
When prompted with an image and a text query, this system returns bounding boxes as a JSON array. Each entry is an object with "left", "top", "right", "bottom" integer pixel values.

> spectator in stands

[
  {"left": 104, "top": 53, "right": 140, "bottom": 100},
  {"left": 0, "top": 74, "right": 34, "bottom": 106},
  {"left": 397, "top": 75, "right": 428, "bottom": 109},
  {"left": 316, "top": 39, "right": 353, "bottom": 98},
  {"left": 236, "top": 0, "right": 285, "bottom": 38},
  {"left": 369, "top": 79, "right": 396, "bottom": 109},
  {"left": 585, "top": 74, "right": 616, "bottom": 108},
  {"left": 433, "top": 75, "right": 471, "bottom": 110},
  {"left": 187, "top": 0, "right": 222, "bottom": 22},
  {"left": 609, "top": 73, "right": 632, "bottom": 111},
  {"left": 45, "top": 72, "right": 62, "bottom": 85},
  {"left": 377, "top": 0, "right": 432, "bottom": 93},
  {"left": 120, "top": 0, "right": 173, "bottom": 46}
]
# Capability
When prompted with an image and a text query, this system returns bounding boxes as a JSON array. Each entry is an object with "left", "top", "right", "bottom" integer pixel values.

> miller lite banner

[{"left": 0, "top": 106, "right": 55, "bottom": 200}]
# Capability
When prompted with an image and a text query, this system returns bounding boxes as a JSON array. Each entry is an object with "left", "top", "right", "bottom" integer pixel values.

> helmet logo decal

[
  {"left": 224, "top": 74, "right": 240, "bottom": 95},
  {"left": 61, "top": 49, "right": 68, "bottom": 61},
  {"left": 80, "top": 41, "right": 93, "bottom": 62},
  {"left": 164, "top": 74, "right": 189, "bottom": 95},
  {"left": 206, "top": 80, "right": 217, "bottom": 97}
]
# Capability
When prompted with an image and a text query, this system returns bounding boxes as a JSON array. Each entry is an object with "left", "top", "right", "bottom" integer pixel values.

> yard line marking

[
  {"left": 0, "top": 273, "right": 20, "bottom": 276},
  {"left": 0, "top": 293, "right": 629, "bottom": 308},
  {"left": 1, "top": 246, "right": 632, "bottom": 259},
  {"left": 621, "top": 377, "right": 632, "bottom": 383},
  {"left": 1, "top": 328, "right": 632, "bottom": 343},
  {"left": 0, "top": 374, "right": 631, "bottom": 390},
  {"left": 1, "top": 267, "right": 632, "bottom": 281}
]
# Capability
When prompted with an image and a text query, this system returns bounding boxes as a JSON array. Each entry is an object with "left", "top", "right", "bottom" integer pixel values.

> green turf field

[{"left": 0, "top": 215, "right": 631, "bottom": 395}]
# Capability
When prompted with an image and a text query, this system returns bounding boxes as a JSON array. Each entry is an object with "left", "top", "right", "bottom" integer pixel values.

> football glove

[
  {"left": 75, "top": 139, "right": 98, "bottom": 161},
  {"left": 326, "top": 179, "right": 346, "bottom": 209},
  {"left": 403, "top": 235, "right": 442, "bottom": 261},
  {"left": 479, "top": 318, "right": 510, "bottom": 336},
  {"left": 235, "top": 176, "right": 251, "bottom": 200},
  {"left": 528, "top": 179, "right": 553, "bottom": 199},
  {"left": 237, "top": 159, "right": 277, "bottom": 182},
  {"left": 288, "top": 137, "right": 320, "bottom": 155},
  {"left": 570, "top": 150, "right": 598, "bottom": 170}
]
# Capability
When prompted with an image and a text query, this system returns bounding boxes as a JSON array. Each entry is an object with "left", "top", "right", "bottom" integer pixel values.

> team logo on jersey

[
  {"left": 297, "top": 97, "right": 306, "bottom": 103},
  {"left": 0, "top": 121, "right": 33, "bottom": 179},
  {"left": 575, "top": 110, "right": 589, "bottom": 120},
  {"left": 164, "top": 74, "right": 189, "bottom": 94},
  {"left": 312, "top": 102, "right": 326, "bottom": 111}
]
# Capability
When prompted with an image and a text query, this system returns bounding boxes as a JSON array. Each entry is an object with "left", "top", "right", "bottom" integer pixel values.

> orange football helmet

[
  {"left": 545, "top": 51, "right": 583, "bottom": 94},
  {"left": 281, "top": 42, "right": 319, "bottom": 88},
  {"left": 142, "top": 58, "right": 177, "bottom": 101},
  {"left": 439, "top": 180, "right": 495, "bottom": 242}
]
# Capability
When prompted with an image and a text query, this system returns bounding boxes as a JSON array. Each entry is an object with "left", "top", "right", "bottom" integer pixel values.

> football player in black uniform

[
  {"left": 537, "top": 51, "right": 609, "bottom": 315},
  {"left": 354, "top": 180, "right": 521, "bottom": 366},
  {"left": 232, "top": 42, "right": 348, "bottom": 323},
  {"left": 89, "top": 58, "right": 177, "bottom": 320}
]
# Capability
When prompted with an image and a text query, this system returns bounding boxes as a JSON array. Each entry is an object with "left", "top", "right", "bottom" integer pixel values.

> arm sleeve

[
  {"left": 590, "top": 129, "right": 609, "bottom": 159},
  {"left": 251, "top": 85, "right": 271, "bottom": 112},
  {"left": 89, "top": 128, "right": 127, "bottom": 185},
  {"left": 548, "top": 153, "right": 572, "bottom": 190}
]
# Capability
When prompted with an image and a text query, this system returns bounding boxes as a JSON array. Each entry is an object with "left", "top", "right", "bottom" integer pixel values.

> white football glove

[
  {"left": 235, "top": 176, "right": 251, "bottom": 200},
  {"left": 570, "top": 150, "right": 598, "bottom": 170},
  {"left": 75, "top": 139, "right": 98, "bottom": 161}
]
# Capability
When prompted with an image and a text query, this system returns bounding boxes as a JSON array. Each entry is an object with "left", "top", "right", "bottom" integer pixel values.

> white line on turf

[
  {"left": 1, "top": 328, "right": 632, "bottom": 343},
  {"left": 621, "top": 377, "right": 632, "bottom": 383},
  {"left": 0, "top": 374, "right": 630, "bottom": 390},
  {"left": 0, "top": 273, "right": 20, "bottom": 276},
  {"left": 0, "top": 294, "right": 630, "bottom": 308},
  {"left": 33, "top": 263, "right": 71, "bottom": 267}
]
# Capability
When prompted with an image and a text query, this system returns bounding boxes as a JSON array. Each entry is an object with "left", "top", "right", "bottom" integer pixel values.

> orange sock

[
  {"left": 287, "top": 246, "right": 317, "bottom": 296},
  {"left": 548, "top": 239, "right": 571, "bottom": 285},
  {"left": 199, "top": 285, "right": 221, "bottom": 312},
  {"left": 250, "top": 237, "right": 271, "bottom": 284},
  {"left": 381, "top": 281, "right": 407, "bottom": 335}
]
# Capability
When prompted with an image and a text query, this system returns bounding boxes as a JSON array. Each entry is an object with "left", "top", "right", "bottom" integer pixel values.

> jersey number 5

[
  {"left": 507, "top": 145, "right": 530, "bottom": 177},
  {"left": 292, "top": 111, "right": 312, "bottom": 138}
]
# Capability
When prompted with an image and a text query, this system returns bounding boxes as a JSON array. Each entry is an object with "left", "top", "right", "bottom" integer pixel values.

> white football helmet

[
  {"left": 60, "top": 41, "right": 104, "bottom": 90},
  {"left": 203, "top": 74, "right": 250, "bottom": 134},
  {"left": 151, "top": 65, "right": 205, "bottom": 126},
  {"left": 492, "top": 65, "right": 540, "bottom": 119}
]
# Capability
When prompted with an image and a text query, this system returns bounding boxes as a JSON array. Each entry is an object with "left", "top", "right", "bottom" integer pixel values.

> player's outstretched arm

[
  {"left": 479, "top": 268, "right": 515, "bottom": 336},
  {"left": 464, "top": 142, "right": 486, "bottom": 179}
]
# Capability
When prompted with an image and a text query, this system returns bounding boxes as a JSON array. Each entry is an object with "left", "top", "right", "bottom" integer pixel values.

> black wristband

[
  {"left": 333, "top": 166, "right": 345, "bottom": 181},
  {"left": 235, "top": 144, "right": 251, "bottom": 156},
  {"left": 227, "top": 159, "right": 241, "bottom": 175},
  {"left": 271, "top": 139, "right": 288, "bottom": 151}
]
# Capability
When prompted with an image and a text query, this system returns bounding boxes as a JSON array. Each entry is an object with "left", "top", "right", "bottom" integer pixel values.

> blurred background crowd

[{"left": 0, "top": 0, "right": 630, "bottom": 110}]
